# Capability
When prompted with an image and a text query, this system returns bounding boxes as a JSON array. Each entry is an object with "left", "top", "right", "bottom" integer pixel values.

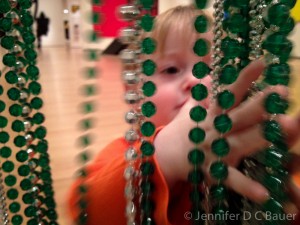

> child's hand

[{"left": 154, "top": 59, "right": 300, "bottom": 205}]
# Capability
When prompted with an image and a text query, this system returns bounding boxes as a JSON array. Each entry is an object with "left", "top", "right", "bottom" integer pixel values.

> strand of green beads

[
  {"left": 119, "top": 2, "right": 143, "bottom": 225},
  {"left": 138, "top": 1, "right": 157, "bottom": 224},
  {"left": 0, "top": 82, "right": 9, "bottom": 224},
  {"left": 259, "top": 1, "right": 296, "bottom": 224},
  {"left": 0, "top": 2, "right": 31, "bottom": 225},
  {"left": 74, "top": 1, "right": 102, "bottom": 224},
  {"left": 186, "top": 1, "right": 211, "bottom": 224}
]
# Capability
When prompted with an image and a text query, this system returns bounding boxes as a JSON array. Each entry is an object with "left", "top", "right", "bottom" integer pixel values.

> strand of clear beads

[{"left": 0, "top": 172, "right": 9, "bottom": 225}]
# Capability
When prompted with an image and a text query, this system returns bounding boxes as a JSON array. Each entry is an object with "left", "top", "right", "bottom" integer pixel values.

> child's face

[{"left": 148, "top": 30, "right": 213, "bottom": 127}]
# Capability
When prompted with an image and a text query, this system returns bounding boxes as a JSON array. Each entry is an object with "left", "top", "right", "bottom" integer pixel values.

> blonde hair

[{"left": 145, "top": 5, "right": 212, "bottom": 56}]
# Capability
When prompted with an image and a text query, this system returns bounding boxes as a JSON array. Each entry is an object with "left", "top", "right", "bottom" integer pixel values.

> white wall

[{"left": 38, "top": 0, "right": 65, "bottom": 47}]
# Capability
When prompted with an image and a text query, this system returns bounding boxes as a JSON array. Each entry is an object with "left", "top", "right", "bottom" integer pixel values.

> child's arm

[{"left": 154, "top": 59, "right": 300, "bottom": 203}]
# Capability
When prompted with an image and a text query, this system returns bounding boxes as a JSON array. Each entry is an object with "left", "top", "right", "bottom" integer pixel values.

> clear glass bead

[
  {"left": 124, "top": 166, "right": 135, "bottom": 180},
  {"left": 125, "top": 147, "right": 138, "bottom": 161}
]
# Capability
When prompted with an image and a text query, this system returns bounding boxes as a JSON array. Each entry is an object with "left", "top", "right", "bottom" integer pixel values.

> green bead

[
  {"left": 26, "top": 65, "right": 39, "bottom": 80},
  {"left": 81, "top": 119, "right": 93, "bottom": 130},
  {"left": 192, "top": 61, "right": 210, "bottom": 79},
  {"left": 45, "top": 196, "right": 56, "bottom": 208},
  {"left": 141, "top": 198, "right": 154, "bottom": 216},
  {"left": 41, "top": 170, "right": 52, "bottom": 182},
  {"left": 27, "top": 219, "right": 38, "bottom": 225},
  {"left": 5, "top": 175, "right": 17, "bottom": 186},
  {"left": 263, "top": 120, "right": 283, "bottom": 143},
  {"left": 262, "top": 34, "right": 292, "bottom": 62},
  {"left": 36, "top": 140, "right": 48, "bottom": 153},
  {"left": 11, "top": 120, "right": 25, "bottom": 132},
  {"left": 0, "top": 0, "right": 11, "bottom": 13},
  {"left": 22, "top": 31, "right": 35, "bottom": 44},
  {"left": 22, "top": 193, "right": 34, "bottom": 204},
  {"left": 220, "top": 66, "right": 238, "bottom": 85},
  {"left": 0, "top": 116, "right": 8, "bottom": 128},
  {"left": 268, "top": 4, "right": 290, "bottom": 26},
  {"left": 0, "top": 131, "right": 9, "bottom": 143},
  {"left": 193, "top": 39, "right": 210, "bottom": 56},
  {"left": 84, "top": 85, "right": 96, "bottom": 96},
  {"left": 191, "top": 84, "right": 208, "bottom": 101},
  {"left": 142, "top": 59, "right": 156, "bottom": 76},
  {"left": 0, "top": 146, "right": 12, "bottom": 158},
  {"left": 24, "top": 48, "right": 37, "bottom": 61},
  {"left": 88, "top": 31, "right": 98, "bottom": 42},
  {"left": 189, "top": 189, "right": 204, "bottom": 203},
  {"left": 212, "top": 205, "right": 228, "bottom": 223},
  {"left": 226, "top": 14, "right": 248, "bottom": 34},
  {"left": 221, "top": 37, "right": 241, "bottom": 59},
  {"left": 194, "top": 15, "right": 209, "bottom": 33},
  {"left": 78, "top": 212, "right": 88, "bottom": 225},
  {"left": 78, "top": 199, "right": 88, "bottom": 209},
  {"left": 5, "top": 71, "right": 18, "bottom": 84},
  {"left": 85, "top": 67, "right": 98, "bottom": 79},
  {"left": 16, "top": 150, "right": 28, "bottom": 162},
  {"left": 19, "top": 0, "right": 32, "bottom": 9},
  {"left": 0, "top": 100, "right": 5, "bottom": 113},
  {"left": 278, "top": 17, "right": 295, "bottom": 35},
  {"left": 3, "top": 53, "right": 16, "bottom": 67},
  {"left": 25, "top": 206, "right": 37, "bottom": 217},
  {"left": 93, "top": 0, "right": 101, "bottom": 4},
  {"left": 211, "top": 138, "right": 230, "bottom": 157},
  {"left": 188, "top": 149, "right": 205, "bottom": 165},
  {"left": 2, "top": 161, "right": 14, "bottom": 172},
  {"left": 141, "top": 141, "right": 155, "bottom": 156},
  {"left": 78, "top": 185, "right": 88, "bottom": 194},
  {"left": 210, "top": 161, "right": 228, "bottom": 180},
  {"left": 188, "top": 169, "right": 204, "bottom": 184},
  {"left": 0, "top": 85, "right": 3, "bottom": 95},
  {"left": 264, "top": 146, "right": 288, "bottom": 169},
  {"left": 83, "top": 102, "right": 94, "bottom": 113},
  {"left": 1, "top": 36, "right": 14, "bottom": 49},
  {"left": 141, "top": 14, "right": 154, "bottom": 32},
  {"left": 214, "top": 114, "right": 232, "bottom": 134},
  {"left": 28, "top": 81, "right": 42, "bottom": 95},
  {"left": 39, "top": 156, "right": 50, "bottom": 168},
  {"left": 9, "top": 104, "right": 22, "bottom": 117},
  {"left": 20, "top": 178, "right": 32, "bottom": 190},
  {"left": 188, "top": 127, "right": 206, "bottom": 144},
  {"left": 78, "top": 152, "right": 90, "bottom": 163},
  {"left": 0, "top": 17, "right": 12, "bottom": 32},
  {"left": 217, "top": 90, "right": 235, "bottom": 109},
  {"left": 35, "top": 126, "right": 47, "bottom": 139},
  {"left": 7, "top": 87, "right": 20, "bottom": 100},
  {"left": 141, "top": 121, "right": 155, "bottom": 137},
  {"left": 142, "top": 81, "right": 156, "bottom": 97},
  {"left": 7, "top": 188, "right": 19, "bottom": 200},
  {"left": 190, "top": 106, "right": 207, "bottom": 122},
  {"left": 31, "top": 97, "right": 43, "bottom": 109},
  {"left": 32, "top": 112, "right": 45, "bottom": 124},
  {"left": 140, "top": 0, "right": 154, "bottom": 9},
  {"left": 20, "top": 12, "right": 33, "bottom": 27},
  {"left": 195, "top": 0, "right": 208, "bottom": 9},
  {"left": 263, "top": 175, "right": 284, "bottom": 195},
  {"left": 142, "top": 101, "right": 156, "bottom": 117},
  {"left": 92, "top": 12, "right": 100, "bottom": 23},
  {"left": 264, "top": 63, "right": 290, "bottom": 85},
  {"left": 265, "top": 92, "right": 288, "bottom": 114},
  {"left": 210, "top": 185, "right": 227, "bottom": 201},
  {"left": 18, "top": 165, "right": 30, "bottom": 176},
  {"left": 142, "top": 37, "right": 156, "bottom": 54},
  {"left": 140, "top": 162, "right": 154, "bottom": 176},
  {"left": 87, "top": 49, "right": 98, "bottom": 61},
  {"left": 47, "top": 209, "right": 58, "bottom": 220},
  {"left": 14, "top": 135, "right": 26, "bottom": 147},
  {"left": 263, "top": 198, "right": 283, "bottom": 213},
  {"left": 80, "top": 135, "right": 91, "bottom": 147},
  {"left": 141, "top": 180, "right": 154, "bottom": 196},
  {"left": 11, "top": 215, "right": 23, "bottom": 225},
  {"left": 9, "top": 202, "right": 21, "bottom": 213}
]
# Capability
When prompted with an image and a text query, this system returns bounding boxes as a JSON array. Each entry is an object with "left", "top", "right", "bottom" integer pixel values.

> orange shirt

[{"left": 67, "top": 137, "right": 300, "bottom": 225}]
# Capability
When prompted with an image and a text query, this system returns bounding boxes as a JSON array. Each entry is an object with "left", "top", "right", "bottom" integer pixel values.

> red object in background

[
  {"left": 93, "top": 0, "right": 128, "bottom": 38},
  {"left": 93, "top": 0, "right": 159, "bottom": 38}
]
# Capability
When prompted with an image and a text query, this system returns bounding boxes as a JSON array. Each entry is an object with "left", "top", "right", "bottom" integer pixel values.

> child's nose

[{"left": 182, "top": 72, "right": 201, "bottom": 92}]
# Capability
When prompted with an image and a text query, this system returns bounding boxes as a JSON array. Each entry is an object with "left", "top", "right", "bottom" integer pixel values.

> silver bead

[
  {"left": 27, "top": 148, "right": 35, "bottom": 159},
  {"left": 125, "top": 129, "right": 139, "bottom": 142},
  {"left": 124, "top": 91, "right": 140, "bottom": 104},
  {"left": 124, "top": 183, "right": 135, "bottom": 199},
  {"left": 25, "top": 133, "right": 34, "bottom": 144},
  {"left": 23, "top": 120, "right": 32, "bottom": 132},
  {"left": 19, "top": 90, "right": 29, "bottom": 102},
  {"left": 119, "top": 5, "right": 140, "bottom": 21},
  {"left": 17, "top": 75, "right": 27, "bottom": 88},
  {"left": 120, "top": 49, "right": 138, "bottom": 64},
  {"left": 125, "top": 110, "right": 139, "bottom": 124},
  {"left": 122, "top": 71, "right": 140, "bottom": 85},
  {"left": 12, "top": 44, "right": 22, "bottom": 53},
  {"left": 22, "top": 104, "right": 32, "bottom": 117},
  {"left": 119, "top": 27, "right": 139, "bottom": 44},
  {"left": 125, "top": 147, "right": 138, "bottom": 161},
  {"left": 125, "top": 201, "right": 136, "bottom": 216},
  {"left": 9, "top": 0, "right": 18, "bottom": 8}
]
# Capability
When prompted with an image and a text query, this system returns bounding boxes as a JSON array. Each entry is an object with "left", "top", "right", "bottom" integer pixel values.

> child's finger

[
  {"left": 210, "top": 59, "right": 265, "bottom": 115},
  {"left": 224, "top": 167, "right": 269, "bottom": 203},
  {"left": 229, "top": 85, "right": 288, "bottom": 133}
]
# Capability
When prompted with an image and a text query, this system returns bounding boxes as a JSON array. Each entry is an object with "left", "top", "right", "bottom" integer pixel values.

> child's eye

[{"left": 161, "top": 66, "right": 179, "bottom": 75}]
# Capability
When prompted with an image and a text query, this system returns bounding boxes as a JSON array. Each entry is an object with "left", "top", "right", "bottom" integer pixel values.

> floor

[{"left": 1, "top": 47, "right": 300, "bottom": 225}]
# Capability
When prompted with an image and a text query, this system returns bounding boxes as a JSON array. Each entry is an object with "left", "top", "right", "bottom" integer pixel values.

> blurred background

[{"left": 0, "top": 0, "right": 300, "bottom": 224}]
